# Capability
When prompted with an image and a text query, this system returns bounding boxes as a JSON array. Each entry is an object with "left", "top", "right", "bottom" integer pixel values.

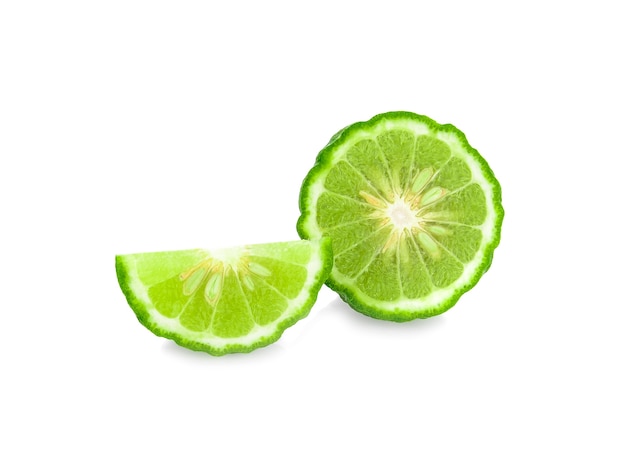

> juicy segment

[
  {"left": 297, "top": 112, "right": 503, "bottom": 320},
  {"left": 116, "top": 239, "right": 332, "bottom": 354}
]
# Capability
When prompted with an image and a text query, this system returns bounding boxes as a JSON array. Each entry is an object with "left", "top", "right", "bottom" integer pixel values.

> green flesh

[
  {"left": 116, "top": 238, "right": 333, "bottom": 354},
  {"left": 297, "top": 111, "right": 503, "bottom": 321}
]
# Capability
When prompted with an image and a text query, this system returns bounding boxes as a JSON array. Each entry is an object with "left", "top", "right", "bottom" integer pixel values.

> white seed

[
  {"left": 411, "top": 167, "right": 434, "bottom": 193},
  {"left": 420, "top": 186, "right": 446, "bottom": 206},
  {"left": 248, "top": 262, "right": 272, "bottom": 277},
  {"left": 182, "top": 266, "right": 208, "bottom": 296},
  {"left": 428, "top": 225, "right": 449, "bottom": 236},
  {"left": 417, "top": 232, "right": 440, "bottom": 259},
  {"left": 359, "top": 190, "right": 385, "bottom": 208},
  {"left": 243, "top": 275, "right": 255, "bottom": 291},
  {"left": 382, "top": 232, "right": 400, "bottom": 252},
  {"left": 204, "top": 272, "right": 223, "bottom": 304}
]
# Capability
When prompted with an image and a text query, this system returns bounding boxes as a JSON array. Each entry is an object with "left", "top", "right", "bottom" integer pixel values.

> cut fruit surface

[
  {"left": 297, "top": 112, "right": 503, "bottom": 321},
  {"left": 116, "top": 238, "right": 332, "bottom": 355}
]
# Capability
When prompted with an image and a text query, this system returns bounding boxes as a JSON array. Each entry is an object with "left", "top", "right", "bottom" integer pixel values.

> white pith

[{"left": 387, "top": 198, "right": 421, "bottom": 230}]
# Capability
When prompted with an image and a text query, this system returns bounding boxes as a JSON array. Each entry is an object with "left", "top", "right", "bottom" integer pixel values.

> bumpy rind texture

[
  {"left": 297, "top": 111, "right": 504, "bottom": 321},
  {"left": 116, "top": 238, "right": 333, "bottom": 355}
]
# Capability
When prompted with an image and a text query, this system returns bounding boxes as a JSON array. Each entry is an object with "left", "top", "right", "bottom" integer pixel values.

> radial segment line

[
  {"left": 207, "top": 269, "right": 226, "bottom": 335},
  {"left": 170, "top": 284, "right": 216, "bottom": 336},
  {"left": 147, "top": 267, "right": 197, "bottom": 290},
  {"left": 257, "top": 277, "right": 291, "bottom": 302},
  {"left": 418, "top": 181, "right": 473, "bottom": 212},
  {"left": 395, "top": 242, "right": 405, "bottom": 298},
  {"left": 141, "top": 252, "right": 209, "bottom": 289},
  {"left": 405, "top": 134, "right": 419, "bottom": 193},
  {"left": 323, "top": 189, "right": 374, "bottom": 206},
  {"left": 334, "top": 227, "right": 388, "bottom": 258},
  {"left": 351, "top": 245, "right": 384, "bottom": 281},
  {"left": 234, "top": 272, "right": 257, "bottom": 325},
  {"left": 340, "top": 159, "right": 388, "bottom": 202},
  {"left": 428, "top": 154, "right": 455, "bottom": 184},
  {"left": 321, "top": 216, "right": 377, "bottom": 232},
  {"left": 424, "top": 231, "right": 466, "bottom": 265},
  {"left": 207, "top": 299, "right": 219, "bottom": 336},
  {"left": 425, "top": 154, "right": 475, "bottom": 193},
  {"left": 408, "top": 232, "right": 436, "bottom": 289},
  {"left": 173, "top": 278, "right": 204, "bottom": 320},
  {"left": 373, "top": 138, "right": 399, "bottom": 195},
  {"left": 419, "top": 219, "right": 480, "bottom": 228},
  {"left": 209, "top": 270, "right": 230, "bottom": 335}
]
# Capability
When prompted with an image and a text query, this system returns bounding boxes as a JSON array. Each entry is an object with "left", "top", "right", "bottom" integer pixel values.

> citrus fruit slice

[
  {"left": 297, "top": 112, "right": 503, "bottom": 321},
  {"left": 116, "top": 238, "right": 332, "bottom": 355}
]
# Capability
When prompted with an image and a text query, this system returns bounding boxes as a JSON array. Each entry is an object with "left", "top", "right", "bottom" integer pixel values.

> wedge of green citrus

[
  {"left": 297, "top": 112, "right": 503, "bottom": 321},
  {"left": 116, "top": 238, "right": 332, "bottom": 355}
]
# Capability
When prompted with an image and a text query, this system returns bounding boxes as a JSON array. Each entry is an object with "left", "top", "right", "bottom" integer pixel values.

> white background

[{"left": 1, "top": 1, "right": 624, "bottom": 473}]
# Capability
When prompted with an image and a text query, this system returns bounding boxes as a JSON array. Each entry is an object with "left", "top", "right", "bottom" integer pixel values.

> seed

[
  {"left": 417, "top": 232, "right": 440, "bottom": 259},
  {"left": 182, "top": 265, "right": 209, "bottom": 296},
  {"left": 204, "top": 272, "right": 223, "bottom": 304},
  {"left": 248, "top": 262, "right": 272, "bottom": 277},
  {"left": 411, "top": 167, "right": 434, "bottom": 193},
  {"left": 420, "top": 186, "right": 446, "bottom": 206}
]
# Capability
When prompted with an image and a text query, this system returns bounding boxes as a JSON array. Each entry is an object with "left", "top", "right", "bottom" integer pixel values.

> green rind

[
  {"left": 116, "top": 238, "right": 333, "bottom": 355},
  {"left": 297, "top": 111, "right": 504, "bottom": 321}
]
